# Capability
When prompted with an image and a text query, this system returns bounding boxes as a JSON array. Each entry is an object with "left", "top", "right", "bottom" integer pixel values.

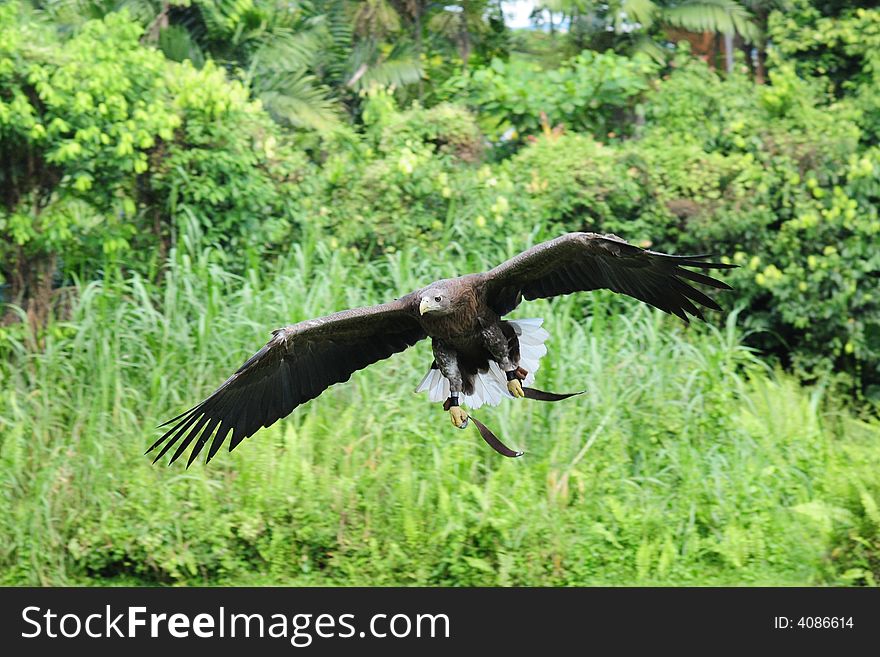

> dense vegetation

[{"left": 1, "top": 1, "right": 879, "bottom": 586}]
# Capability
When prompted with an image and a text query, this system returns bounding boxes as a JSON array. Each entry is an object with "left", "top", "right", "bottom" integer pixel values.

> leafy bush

[
  {"left": 442, "top": 51, "right": 658, "bottom": 142},
  {"left": 0, "top": 6, "right": 180, "bottom": 325},
  {"left": 147, "top": 59, "right": 310, "bottom": 269},
  {"left": 639, "top": 60, "right": 879, "bottom": 396},
  {"left": 500, "top": 133, "right": 646, "bottom": 233},
  {"left": 371, "top": 97, "right": 483, "bottom": 162},
  {"left": 303, "top": 91, "right": 485, "bottom": 252},
  {"left": 769, "top": 3, "right": 880, "bottom": 145},
  {"left": 0, "top": 5, "right": 309, "bottom": 331}
]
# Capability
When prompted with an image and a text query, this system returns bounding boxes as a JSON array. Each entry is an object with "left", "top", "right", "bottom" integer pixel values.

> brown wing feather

[
  {"left": 480, "top": 232, "right": 736, "bottom": 319},
  {"left": 148, "top": 294, "right": 425, "bottom": 466}
]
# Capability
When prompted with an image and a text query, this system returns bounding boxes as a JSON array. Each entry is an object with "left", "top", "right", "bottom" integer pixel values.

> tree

[
  {"left": 140, "top": 0, "right": 345, "bottom": 131},
  {"left": 0, "top": 5, "right": 180, "bottom": 330},
  {"left": 29, "top": 1, "right": 424, "bottom": 131},
  {"left": 1, "top": 4, "right": 307, "bottom": 335},
  {"left": 427, "top": 1, "right": 509, "bottom": 70},
  {"left": 740, "top": 0, "right": 785, "bottom": 83},
  {"left": 537, "top": 0, "right": 759, "bottom": 60},
  {"left": 311, "top": 0, "right": 422, "bottom": 107}
]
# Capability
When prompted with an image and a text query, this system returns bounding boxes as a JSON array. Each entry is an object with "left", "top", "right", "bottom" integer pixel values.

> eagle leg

[
  {"left": 449, "top": 406, "right": 469, "bottom": 429},
  {"left": 449, "top": 406, "right": 470, "bottom": 429},
  {"left": 443, "top": 396, "right": 469, "bottom": 429},
  {"left": 505, "top": 367, "right": 528, "bottom": 398},
  {"left": 483, "top": 323, "right": 528, "bottom": 398}
]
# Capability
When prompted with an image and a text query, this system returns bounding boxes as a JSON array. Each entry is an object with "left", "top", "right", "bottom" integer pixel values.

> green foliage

[
  {"left": 638, "top": 58, "right": 879, "bottom": 395},
  {"left": 768, "top": 3, "right": 880, "bottom": 88},
  {"left": 373, "top": 101, "right": 483, "bottom": 161},
  {"left": 768, "top": 3, "right": 880, "bottom": 145},
  {"left": 34, "top": 1, "right": 427, "bottom": 132},
  {"left": 148, "top": 59, "right": 310, "bottom": 266},
  {"left": 1, "top": 4, "right": 309, "bottom": 316},
  {"left": 301, "top": 90, "right": 485, "bottom": 250},
  {"left": 0, "top": 6, "right": 179, "bottom": 275},
  {"left": 539, "top": 0, "right": 760, "bottom": 57},
  {"left": 442, "top": 51, "right": 659, "bottom": 141},
  {"left": 425, "top": 0, "right": 511, "bottom": 68},
  {"left": 501, "top": 133, "right": 648, "bottom": 235}
]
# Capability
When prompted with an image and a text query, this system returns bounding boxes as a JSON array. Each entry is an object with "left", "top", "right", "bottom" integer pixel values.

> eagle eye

[{"left": 434, "top": 296, "right": 442, "bottom": 302}]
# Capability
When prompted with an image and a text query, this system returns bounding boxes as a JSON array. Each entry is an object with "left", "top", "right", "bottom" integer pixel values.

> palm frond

[
  {"left": 343, "top": 39, "right": 422, "bottom": 92},
  {"left": 250, "top": 22, "right": 326, "bottom": 74},
  {"left": 254, "top": 70, "right": 343, "bottom": 132},
  {"left": 198, "top": 0, "right": 258, "bottom": 41},
  {"left": 352, "top": 53, "right": 423, "bottom": 91},
  {"left": 629, "top": 32, "right": 671, "bottom": 63},
  {"left": 322, "top": 0, "right": 355, "bottom": 87},
  {"left": 158, "top": 23, "right": 205, "bottom": 66},
  {"left": 662, "top": 0, "right": 759, "bottom": 40},
  {"left": 353, "top": 0, "right": 400, "bottom": 38},
  {"left": 426, "top": 9, "right": 457, "bottom": 37},
  {"left": 620, "top": 0, "right": 659, "bottom": 30}
]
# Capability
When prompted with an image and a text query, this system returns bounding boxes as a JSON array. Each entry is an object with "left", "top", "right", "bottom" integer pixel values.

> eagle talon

[
  {"left": 449, "top": 406, "right": 469, "bottom": 429},
  {"left": 507, "top": 379, "right": 525, "bottom": 398}
]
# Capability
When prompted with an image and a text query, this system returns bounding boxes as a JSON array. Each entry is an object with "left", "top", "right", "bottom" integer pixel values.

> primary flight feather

[{"left": 148, "top": 232, "right": 735, "bottom": 466}]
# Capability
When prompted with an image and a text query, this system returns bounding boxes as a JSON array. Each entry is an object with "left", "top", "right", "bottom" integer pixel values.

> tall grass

[{"left": 1, "top": 240, "right": 878, "bottom": 585}]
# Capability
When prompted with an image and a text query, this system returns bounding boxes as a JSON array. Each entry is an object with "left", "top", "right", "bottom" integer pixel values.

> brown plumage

[{"left": 148, "top": 232, "right": 736, "bottom": 465}]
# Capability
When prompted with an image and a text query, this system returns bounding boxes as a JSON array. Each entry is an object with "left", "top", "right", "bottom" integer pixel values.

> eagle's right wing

[{"left": 148, "top": 294, "right": 426, "bottom": 466}]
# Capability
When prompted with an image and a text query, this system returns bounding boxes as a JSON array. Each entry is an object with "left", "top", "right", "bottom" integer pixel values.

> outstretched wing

[
  {"left": 148, "top": 294, "right": 425, "bottom": 466},
  {"left": 480, "top": 232, "right": 736, "bottom": 320}
]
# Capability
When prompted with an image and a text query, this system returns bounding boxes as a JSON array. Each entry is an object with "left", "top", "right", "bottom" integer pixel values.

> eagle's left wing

[
  {"left": 148, "top": 295, "right": 425, "bottom": 467},
  {"left": 479, "top": 232, "right": 736, "bottom": 320}
]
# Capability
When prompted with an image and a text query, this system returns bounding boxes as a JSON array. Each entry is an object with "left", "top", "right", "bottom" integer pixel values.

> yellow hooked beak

[{"left": 419, "top": 297, "right": 431, "bottom": 315}]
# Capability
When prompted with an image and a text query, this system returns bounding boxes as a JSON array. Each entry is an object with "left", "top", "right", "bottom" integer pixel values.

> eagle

[{"left": 148, "top": 232, "right": 735, "bottom": 466}]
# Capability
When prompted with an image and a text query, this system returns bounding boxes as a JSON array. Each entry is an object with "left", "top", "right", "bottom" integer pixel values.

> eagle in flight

[{"left": 149, "top": 233, "right": 734, "bottom": 466}]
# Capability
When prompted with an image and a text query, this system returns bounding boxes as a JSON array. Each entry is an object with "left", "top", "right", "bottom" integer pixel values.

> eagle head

[{"left": 419, "top": 286, "right": 454, "bottom": 316}]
